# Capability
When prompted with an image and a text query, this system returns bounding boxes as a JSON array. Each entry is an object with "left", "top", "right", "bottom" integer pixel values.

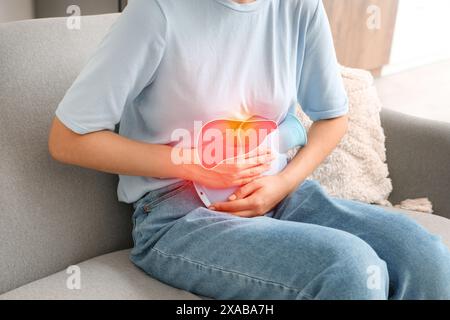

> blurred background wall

[
  {"left": 0, "top": 0, "right": 126, "bottom": 23},
  {"left": 0, "top": 0, "right": 34, "bottom": 23},
  {"left": 34, "top": 0, "right": 121, "bottom": 18},
  {"left": 384, "top": 0, "right": 450, "bottom": 75}
]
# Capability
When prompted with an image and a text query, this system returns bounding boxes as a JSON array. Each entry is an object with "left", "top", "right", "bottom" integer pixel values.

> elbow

[
  {"left": 48, "top": 127, "right": 65, "bottom": 163},
  {"left": 48, "top": 139, "right": 64, "bottom": 163},
  {"left": 48, "top": 117, "right": 75, "bottom": 164}
]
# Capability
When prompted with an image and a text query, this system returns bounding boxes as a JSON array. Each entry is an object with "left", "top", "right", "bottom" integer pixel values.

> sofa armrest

[{"left": 380, "top": 109, "right": 450, "bottom": 218}]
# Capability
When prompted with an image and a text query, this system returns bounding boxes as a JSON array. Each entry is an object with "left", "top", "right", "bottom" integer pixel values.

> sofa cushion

[
  {"left": 296, "top": 66, "right": 393, "bottom": 205},
  {"left": 0, "top": 14, "right": 135, "bottom": 295},
  {"left": 383, "top": 208, "right": 450, "bottom": 248},
  {"left": 0, "top": 249, "right": 201, "bottom": 300},
  {"left": 1, "top": 208, "right": 448, "bottom": 300}
]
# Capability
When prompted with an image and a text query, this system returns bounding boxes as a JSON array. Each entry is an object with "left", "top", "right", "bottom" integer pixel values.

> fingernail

[
  {"left": 229, "top": 194, "right": 237, "bottom": 201},
  {"left": 209, "top": 206, "right": 216, "bottom": 211}
]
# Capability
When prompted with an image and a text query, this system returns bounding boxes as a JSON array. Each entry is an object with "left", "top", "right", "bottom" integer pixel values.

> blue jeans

[{"left": 130, "top": 180, "right": 450, "bottom": 300}]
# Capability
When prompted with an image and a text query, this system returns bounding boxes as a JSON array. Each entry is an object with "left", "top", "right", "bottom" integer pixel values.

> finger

[
  {"left": 231, "top": 175, "right": 262, "bottom": 187},
  {"left": 248, "top": 153, "right": 275, "bottom": 165},
  {"left": 220, "top": 152, "right": 274, "bottom": 168},
  {"left": 235, "top": 164, "right": 271, "bottom": 179},
  {"left": 234, "top": 154, "right": 275, "bottom": 168},
  {"left": 243, "top": 146, "right": 272, "bottom": 159},
  {"left": 220, "top": 154, "right": 273, "bottom": 172},
  {"left": 230, "top": 147, "right": 272, "bottom": 165},
  {"left": 209, "top": 198, "right": 252, "bottom": 213},
  {"left": 230, "top": 181, "right": 262, "bottom": 200}
]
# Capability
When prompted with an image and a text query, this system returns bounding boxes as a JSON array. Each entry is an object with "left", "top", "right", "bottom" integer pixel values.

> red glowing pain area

[{"left": 197, "top": 117, "right": 278, "bottom": 169}]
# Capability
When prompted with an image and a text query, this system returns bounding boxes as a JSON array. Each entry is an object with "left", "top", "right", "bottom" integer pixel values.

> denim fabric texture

[{"left": 130, "top": 180, "right": 450, "bottom": 300}]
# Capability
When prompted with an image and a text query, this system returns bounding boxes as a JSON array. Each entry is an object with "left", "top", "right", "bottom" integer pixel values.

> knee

[
  {"left": 306, "top": 235, "right": 389, "bottom": 300},
  {"left": 389, "top": 214, "right": 450, "bottom": 273},
  {"left": 416, "top": 238, "right": 450, "bottom": 298},
  {"left": 402, "top": 226, "right": 450, "bottom": 298},
  {"left": 385, "top": 214, "right": 450, "bottom": 298}
]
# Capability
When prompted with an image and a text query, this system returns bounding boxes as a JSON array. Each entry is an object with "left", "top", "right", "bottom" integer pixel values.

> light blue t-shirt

[{"left": 55, "top": 0, "right": 348, "bottom": 204}]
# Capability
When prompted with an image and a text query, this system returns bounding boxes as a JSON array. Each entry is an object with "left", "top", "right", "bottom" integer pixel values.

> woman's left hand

[{"left": 209, "top": 174, "right": 297, "bottom": 217}]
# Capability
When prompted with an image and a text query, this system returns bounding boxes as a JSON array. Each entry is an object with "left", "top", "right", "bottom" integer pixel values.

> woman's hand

[
  {"left": 209, "top": 174, "right": 297, "bottom": 217},
  {"left": 182, "top": 147, "right": 275, "bottom": 189},
  {"left": 207, "top": 115, "right": 349, "bottom": 217}
]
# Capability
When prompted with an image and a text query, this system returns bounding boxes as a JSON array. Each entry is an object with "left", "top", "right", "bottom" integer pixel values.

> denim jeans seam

[{"left": 151, "top": 247, "right": 314, "bottom": 299}]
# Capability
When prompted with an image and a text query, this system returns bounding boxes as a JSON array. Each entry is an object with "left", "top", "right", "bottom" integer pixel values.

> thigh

[
  {"left": 274, "top": 180, "right": 445, "bottom": 267},
  {"left": 130, "top": 188, "right": 379, "bottom": 299}
]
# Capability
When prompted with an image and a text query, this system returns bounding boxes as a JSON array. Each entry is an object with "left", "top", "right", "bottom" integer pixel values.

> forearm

[
  {"left": 279, "top": 115, "right": 348, "bottom": 191},
  {"left": 48, "top": 118, "right": 269, "bottom": 188},
  {"left": 49, "top": 117, "right": 187, "bottom": 179}
]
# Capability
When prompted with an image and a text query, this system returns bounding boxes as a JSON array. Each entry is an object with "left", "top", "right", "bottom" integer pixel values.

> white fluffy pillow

[{"left": 295, "top": 66, "right": 393, "bottom": 205}]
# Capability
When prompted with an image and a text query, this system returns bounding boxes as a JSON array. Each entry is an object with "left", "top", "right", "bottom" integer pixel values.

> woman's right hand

[{"left": 181, "top": 147, "right": 275, "bottom": 189}]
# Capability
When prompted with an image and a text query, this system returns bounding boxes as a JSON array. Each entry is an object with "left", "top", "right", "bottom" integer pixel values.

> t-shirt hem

[
  {"left": 305, "top": 104, "right": 349, "bottom": 121},
  {"left": 55, "top": 109, "right": 92, "bottom": 135}
]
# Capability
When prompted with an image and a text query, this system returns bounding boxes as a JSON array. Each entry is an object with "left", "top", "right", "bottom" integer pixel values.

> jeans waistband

[{"left": 133, "top": 180, "right": 190, "bottom": 210}]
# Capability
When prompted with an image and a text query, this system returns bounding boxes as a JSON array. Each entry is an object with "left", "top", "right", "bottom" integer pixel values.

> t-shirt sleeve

[
  {"left": 296, "top": 0, "right": 348, "bottom": 121},
  {"left": 55, "top": 0, "right": 167, "bottom": 134}
]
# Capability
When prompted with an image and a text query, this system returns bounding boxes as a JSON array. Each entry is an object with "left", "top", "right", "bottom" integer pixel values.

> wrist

[
  {"left": 279, "top": 170, "right": 303, "bottom": 194},
  {"left": 178, "top": 163, "right": 198, "bottom": 181},
  {"left": 170, "top": 147, "right": 197, "bottom": 180}
]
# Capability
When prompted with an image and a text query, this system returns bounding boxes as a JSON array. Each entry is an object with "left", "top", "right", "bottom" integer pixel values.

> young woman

[{"left": 48, "top": 0, "right": 450, "bottom": 299}]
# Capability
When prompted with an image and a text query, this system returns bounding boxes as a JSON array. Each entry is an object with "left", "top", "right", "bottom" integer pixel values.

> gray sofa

[{"left": 1, "top": 14, "right": 449, "bottom": 300}]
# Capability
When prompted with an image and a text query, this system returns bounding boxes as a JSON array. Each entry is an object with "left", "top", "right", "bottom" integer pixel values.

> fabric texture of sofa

[{"left": 1, "top": 14, "right": 449, "bottom": 300}]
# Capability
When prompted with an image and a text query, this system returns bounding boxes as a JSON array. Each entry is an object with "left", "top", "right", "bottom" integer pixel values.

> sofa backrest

[{"left": 0, "top": 14, "right": 133, "bottom": 294}]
